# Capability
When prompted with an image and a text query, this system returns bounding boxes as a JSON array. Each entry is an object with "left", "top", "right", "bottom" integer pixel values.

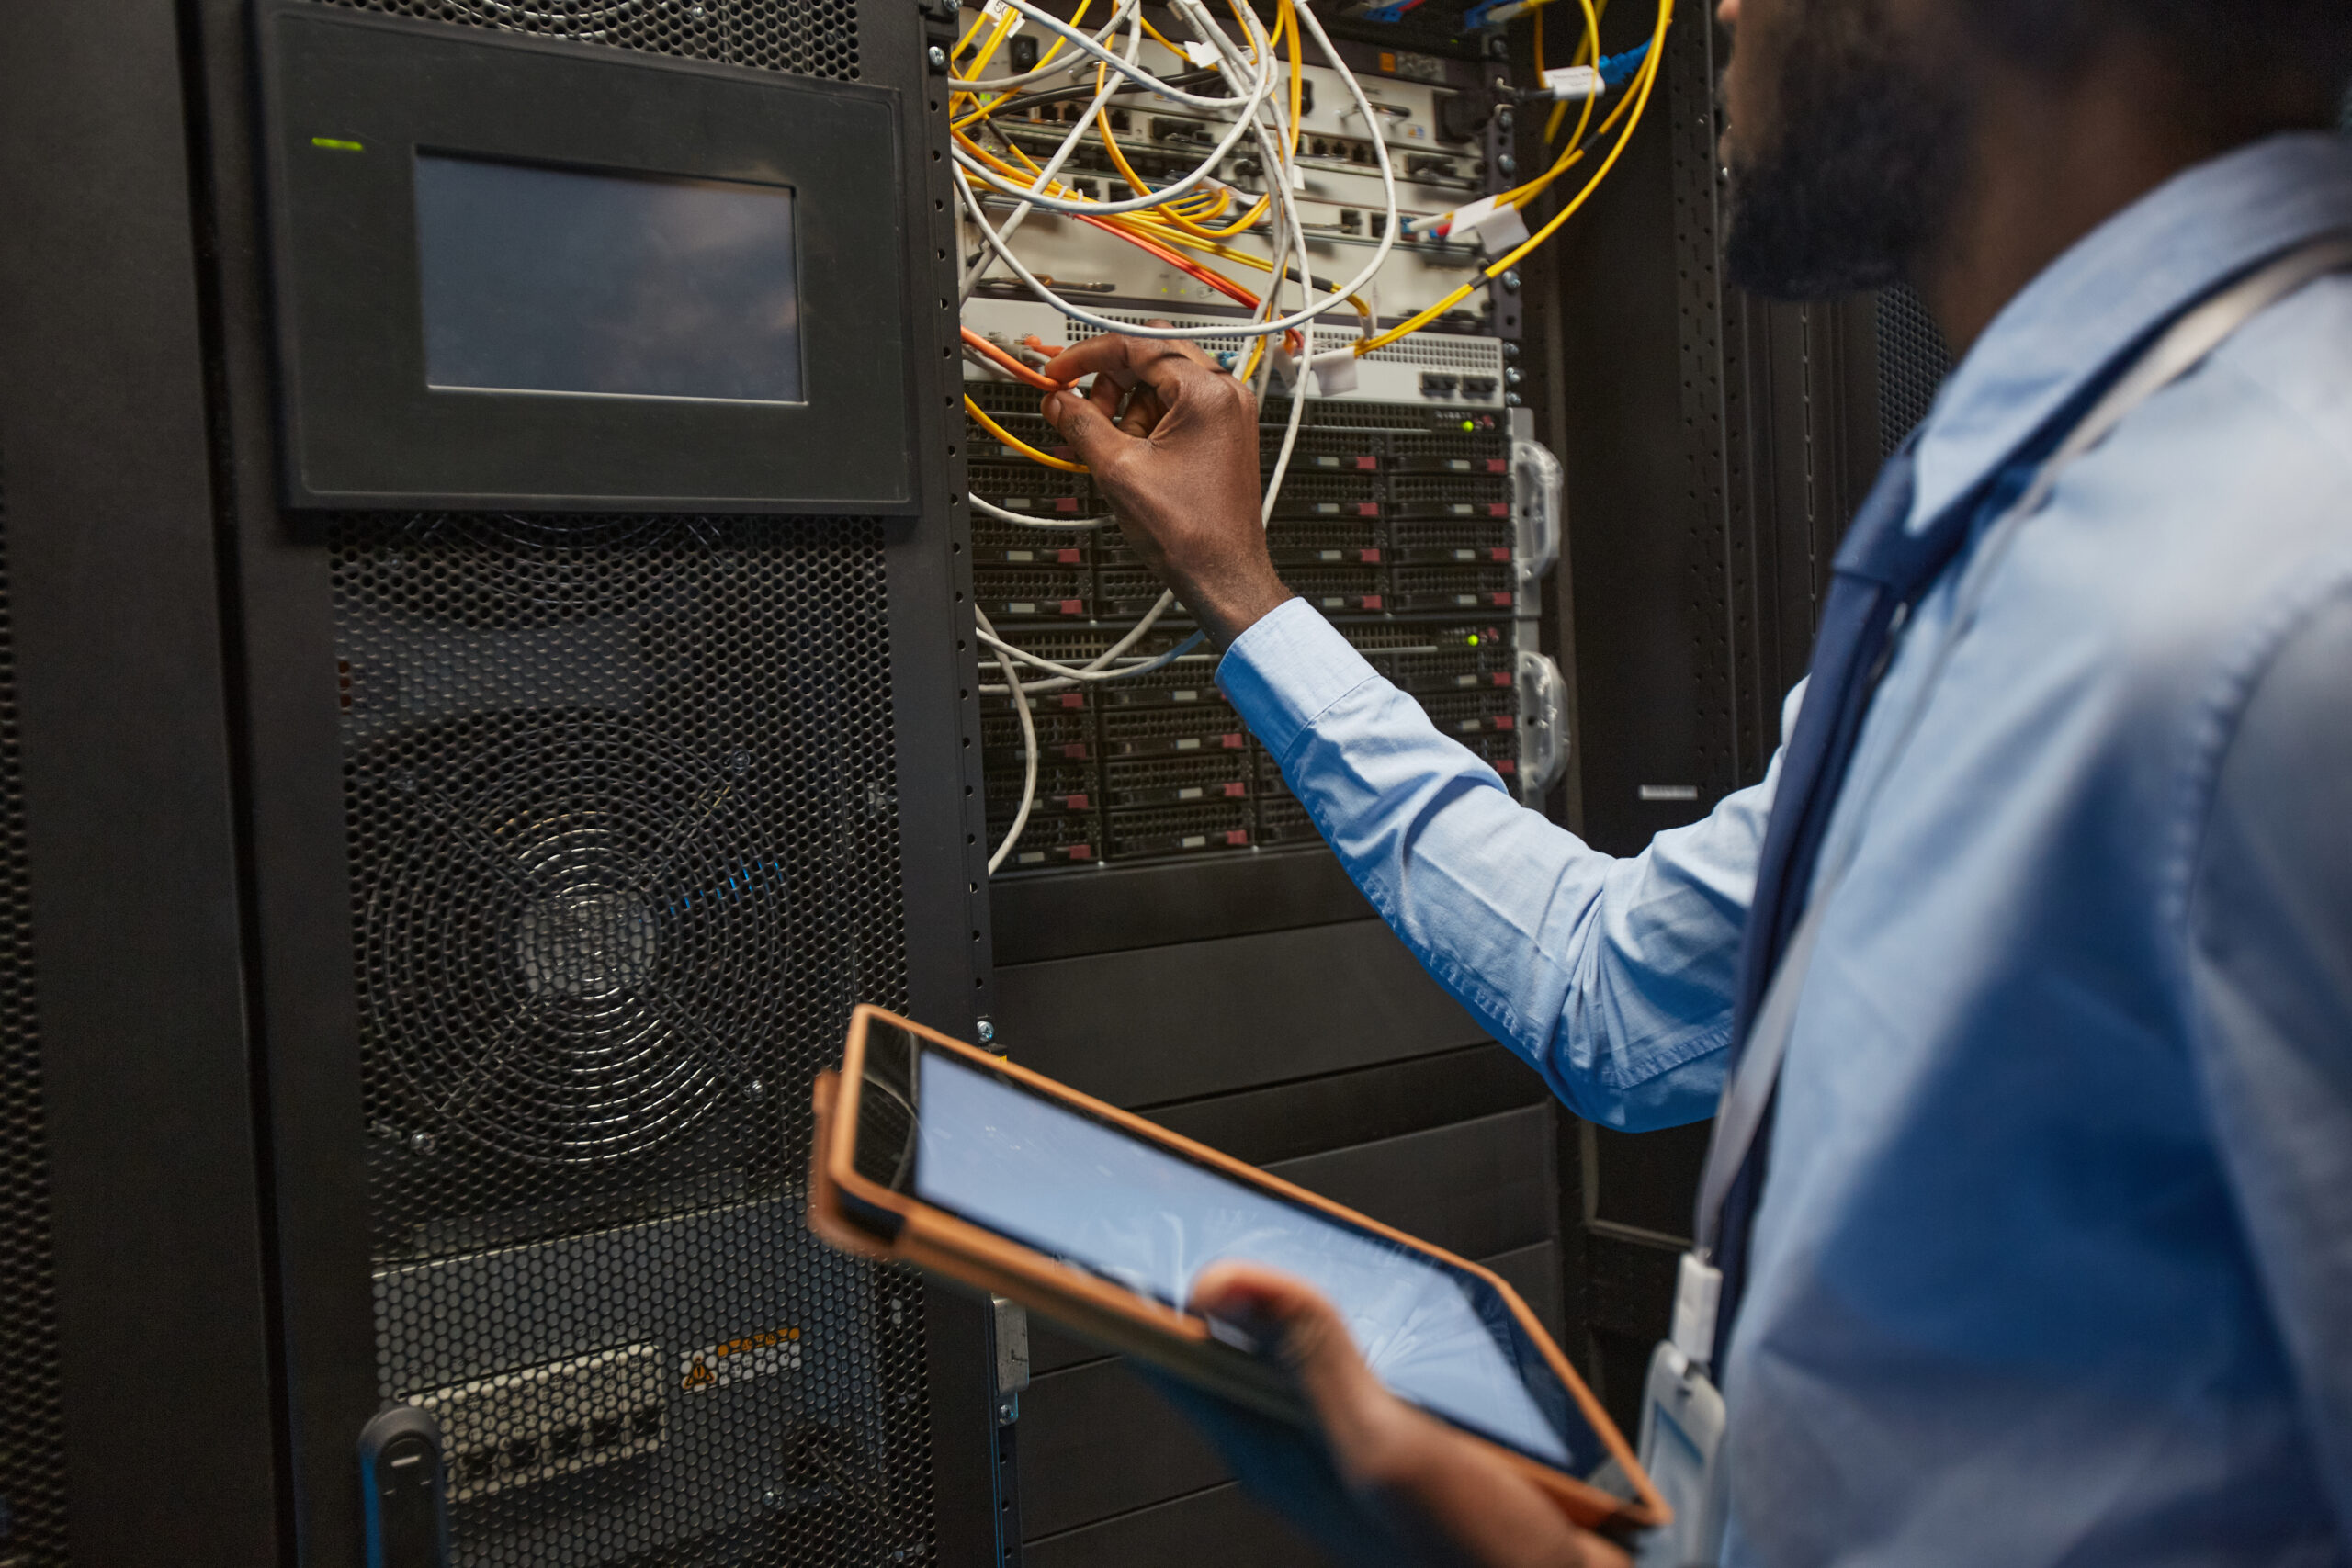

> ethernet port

[
  {"left": 1109, "top": 107, "right": 1132, "bottom": 131},
  {"left": 1419, "top": 372, "right": 1460, "bottom": 398},
  {"left": 1461, "top": 375, "right": 1498, "bottom": 398},
  {"left": 1338, "top": 209, "right": 1362, "bottom": 234},
  {"left": 1370, "top": 212, "right": 1387, "bottom": 238},
  {"left": 1350, "top": 141, "right": 1373, "bottom": 164}
]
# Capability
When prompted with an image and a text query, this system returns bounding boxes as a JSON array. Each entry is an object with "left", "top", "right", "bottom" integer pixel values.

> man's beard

[{"left": 1723, "top": 4, "right": 1973, "bottom": 299}]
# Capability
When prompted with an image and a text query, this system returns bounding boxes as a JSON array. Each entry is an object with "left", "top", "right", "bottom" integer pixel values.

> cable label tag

[
  {"left": 1542, "top": 64, "right": 1602, "bottom": 100},
  {"left": 1473, "top": 201, "right": 1529, "bottom": 253},
  {"left": 1447, "top": 194, "right": 1498, "bottom": 234},
  {"left": 1448, "top": 194, "right": 1529, "bottom": 253},
  {"left": 979, "top": 0, "right": 1026, "bottom": 36},
  {"left": 1183, "top": 39, "right": 1222, "bottom": 67}
]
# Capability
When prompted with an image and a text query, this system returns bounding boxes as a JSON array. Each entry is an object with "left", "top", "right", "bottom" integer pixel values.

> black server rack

[
  {"left": 963, "top": 18, "right": 1583, "bottom": 1564},
  {"left": 0, "top": 480, "right": 68, "bottom": 1567},
  {"left": 2, "top": 0, "right": 1006, "bottom": 1564}
]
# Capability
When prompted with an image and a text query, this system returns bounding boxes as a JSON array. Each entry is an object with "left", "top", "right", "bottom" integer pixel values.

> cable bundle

[{"left": 954, "top": 0, "right": 1669, "bottom": 870}]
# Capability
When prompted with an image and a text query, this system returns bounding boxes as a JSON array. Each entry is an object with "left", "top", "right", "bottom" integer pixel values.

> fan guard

[{"left": 360, "top": 716, "right": 786, "bottom": 1165}]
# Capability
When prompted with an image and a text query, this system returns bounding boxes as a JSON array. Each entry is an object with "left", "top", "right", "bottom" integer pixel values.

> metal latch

[
  {"left": 1510, "top": 435, "right": 1563, "bottom": 609},
  {"left": 991, "top": 1295, "right": 1031, "bottom": 1424}
]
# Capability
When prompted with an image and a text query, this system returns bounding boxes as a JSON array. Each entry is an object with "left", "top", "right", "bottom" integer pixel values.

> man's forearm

[{"left": 1219, "top": 600, "right": 1748, "bottom": 1132}]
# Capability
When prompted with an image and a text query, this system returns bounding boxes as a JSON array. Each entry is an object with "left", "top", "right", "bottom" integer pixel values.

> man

[{"left": 1034, "top": 0, "right": 2352, "bottom": 1562}]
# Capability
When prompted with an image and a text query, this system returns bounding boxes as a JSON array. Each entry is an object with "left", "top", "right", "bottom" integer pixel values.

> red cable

[
  {"left": 1074, "top": 217, "right": 1305, "bottom": 359},
  {"left": 1075, "top": 215, "right": 1259, "bottom": 310},
  {"left": 961, "top": 326, "right": 1069, "bottom": 390}
]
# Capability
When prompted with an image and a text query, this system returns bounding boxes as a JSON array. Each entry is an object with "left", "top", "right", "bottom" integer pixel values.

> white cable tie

[{"left": 1309, "top": 348, "right": 1359, "bottom": 397}]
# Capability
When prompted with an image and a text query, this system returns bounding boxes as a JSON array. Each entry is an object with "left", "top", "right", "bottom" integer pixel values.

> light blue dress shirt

[{"left": 1215, "top": 133, "right": 2352, "bottom": 1562}]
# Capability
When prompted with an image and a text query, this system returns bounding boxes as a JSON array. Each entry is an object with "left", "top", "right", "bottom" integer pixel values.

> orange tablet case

[{"left": 808, "top": 1003, "right": 1670, "bottom": 1538}]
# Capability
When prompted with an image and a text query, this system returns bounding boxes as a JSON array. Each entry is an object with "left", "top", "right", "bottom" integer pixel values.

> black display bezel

[
  {"left": 857, "top": 1021, "right": 1606, "bottom": 1477},
  {"left": 254, "top": 0, "right": 918, "bottom": 513}
]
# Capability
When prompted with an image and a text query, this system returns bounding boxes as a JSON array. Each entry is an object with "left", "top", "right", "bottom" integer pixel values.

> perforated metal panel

[
  {"left": 330, "top": 509, "right": 933, "bottom": 1568},
  {"left": 306, "top": 0, "right": 861, "bottom": 80},
  {"left": 1873, "top": 284, "right": 1952, "bottom": 457},
  {"left": 0, "top": 474, "right": 67, "bottom": 1567}
]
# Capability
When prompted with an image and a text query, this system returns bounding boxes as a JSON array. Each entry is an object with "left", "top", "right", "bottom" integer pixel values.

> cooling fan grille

[
  {"left": 358, "top": 716, "right": 784, "bottom": 1166},
  {"left": 330, "top": 511, "right": 909, "bottom": 1259}
]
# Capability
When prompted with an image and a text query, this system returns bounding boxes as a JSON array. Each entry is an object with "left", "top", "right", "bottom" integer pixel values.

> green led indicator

[
  {"left": 1465, "top": 635, "right": 1480, "bottom": 646},
  {"left": 311, "top": 137, "right": 365, "bottom": 152},
  {"left": 1460, "top": 419, "right": 1475, "bottom": 431}
]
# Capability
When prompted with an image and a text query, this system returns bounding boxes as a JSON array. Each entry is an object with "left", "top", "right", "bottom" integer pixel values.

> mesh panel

[
  {"left": 0, "top": 473, "right": 67, "bottom": 1566},
  {"left": 303, "top": 0, "right": 861, "bottom": 81},
  {"left": 331, "top": 512, "right": 930, "bottom": 1568},
  {"left": 1873, "top": 284, "right": 1952, "bottom": 457}
]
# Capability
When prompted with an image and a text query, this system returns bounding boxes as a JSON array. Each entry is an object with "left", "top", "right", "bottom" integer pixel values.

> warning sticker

[{"left": 679, "top": 1327, "right": 802, "bottom": 1394}]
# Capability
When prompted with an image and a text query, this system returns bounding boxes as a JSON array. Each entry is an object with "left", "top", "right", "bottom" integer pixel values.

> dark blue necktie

[{"left": 1705, "top": 434, "right": 1991, "bottom": 1350}]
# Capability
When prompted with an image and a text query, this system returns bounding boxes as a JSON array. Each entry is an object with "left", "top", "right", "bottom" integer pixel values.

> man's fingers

[
  {"left": 1190, "top": 1263, "right": 1396, "bottom": 1455},
  {"left": 1044, "top": 330, "right": 1230, "bottom": 399},
  {"left": 1193, "top": 1264, "right": 1631, "bottom": 1568},
  {"left": 1085, "top": 370, "right": 1124, "bottom": 424},
  {"left": 1118, "top": 385, "right": 1167, "bottom": 438},
  {"left": 1042, "top": 387, "right": 1134, "bottom": 471},
  {"left": 1140, "top": 321, "right": 1227, "bottom": 376},
  {"left": 1042, "top": 331, "right": 1160, "bottom": 388}
]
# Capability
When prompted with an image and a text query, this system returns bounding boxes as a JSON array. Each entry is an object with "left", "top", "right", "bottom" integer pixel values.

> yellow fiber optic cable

[{"left": 1355, "top": 0, "right": 1668, "bottom": 355}]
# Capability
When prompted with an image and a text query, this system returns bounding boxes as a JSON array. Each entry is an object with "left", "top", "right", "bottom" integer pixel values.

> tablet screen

[{"left": 871, "top": 1032, "right": 1602, "bottom": 1474}]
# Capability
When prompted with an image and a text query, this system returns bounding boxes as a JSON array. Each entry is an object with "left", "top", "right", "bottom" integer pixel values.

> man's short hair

[{"left": 1971, "top": 0, "right": 2352, "bottom": 123}]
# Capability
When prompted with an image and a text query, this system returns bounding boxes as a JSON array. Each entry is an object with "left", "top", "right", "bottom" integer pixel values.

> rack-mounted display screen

[
  {"left": 255, "top": 1, "right": 917, "bottom": 512},
  {"left": 413, "top": 154, "right": 805, "bottom": 405}
]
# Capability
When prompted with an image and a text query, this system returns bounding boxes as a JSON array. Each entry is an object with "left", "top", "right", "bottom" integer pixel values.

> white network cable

[{"left": 957, "top": 0, "right": 1388, "bottom": 870}]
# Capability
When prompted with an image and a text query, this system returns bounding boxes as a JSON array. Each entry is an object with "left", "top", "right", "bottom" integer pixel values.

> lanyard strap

[{"left": 1676, "top": 231, "right": 2352, "bottom": 1363}]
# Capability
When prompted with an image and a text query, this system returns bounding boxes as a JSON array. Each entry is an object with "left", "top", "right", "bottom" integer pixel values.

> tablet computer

[{"left": 808, "top": 1004, "right": 1668, "bottom": 1536}]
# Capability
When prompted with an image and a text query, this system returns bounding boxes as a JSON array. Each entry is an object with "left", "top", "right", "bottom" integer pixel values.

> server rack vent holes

[
  {"left": 300, "top": 0, "right": 862, "bottom": 82},
  {"left": 1873, "top": 284, "right": 1952, "bottom": 458},
  {"left": 331, "top": 512, "right": 933, "bottom": 1568},
  {"left": 0, "top": 475, "right": 69, "bottom": 1567},
  {"left": 1307, "top": 329, "right": 1505, "bottom": 374}
]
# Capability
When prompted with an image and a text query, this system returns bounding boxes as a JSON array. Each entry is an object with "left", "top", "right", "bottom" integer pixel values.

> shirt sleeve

[
  {"left": 1217, "top": 597, "right": 1772, "bottom": 1131},
  {"left": 2186, "top": 585, "right": 2352, "bottom": 1540}
]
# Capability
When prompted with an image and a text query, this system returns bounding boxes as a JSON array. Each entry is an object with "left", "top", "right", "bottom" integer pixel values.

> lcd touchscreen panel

[
  {"left": 910, "top": 1047, "right": 1601, "bottom": 1472},
  {"left": 413, "top": 152, "right": 804, "bottom": 403}
]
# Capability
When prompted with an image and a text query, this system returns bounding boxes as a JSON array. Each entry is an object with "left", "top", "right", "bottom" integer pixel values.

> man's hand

[
  {"left": 1188, "top": 1262, "right": 1633, "bottom": 1568},
  {"left": 1039, "top": 332, "right": 1293, "bottom": 649}
]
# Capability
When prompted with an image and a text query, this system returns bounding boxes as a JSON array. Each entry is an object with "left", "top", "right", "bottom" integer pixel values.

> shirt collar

[{"left": 1907, "top": 131, "right": 2352, "bottom": 535}]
